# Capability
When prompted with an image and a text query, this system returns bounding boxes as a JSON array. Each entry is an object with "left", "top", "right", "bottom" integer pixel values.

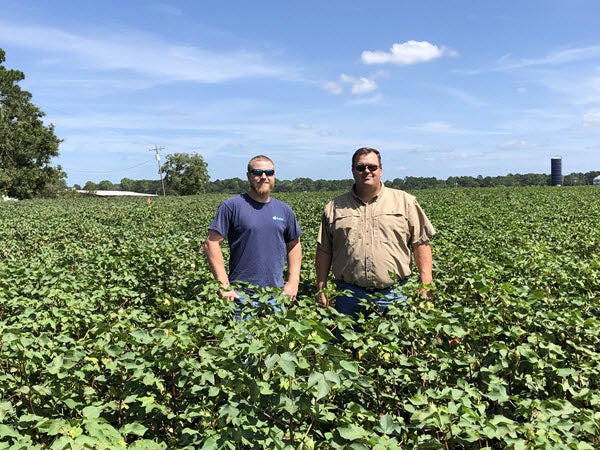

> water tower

[{"left": 551, "top": 157, "right": 563, "bottom": 186}]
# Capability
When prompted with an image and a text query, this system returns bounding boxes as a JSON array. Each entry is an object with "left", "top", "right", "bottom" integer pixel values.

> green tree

[
  {"left": 289, "top": 177, "right": 314, "bottom": 192},
  {"left": 97, "top": 180, "right": 115, "bottom": 191},
  {"left": 0, "top": 48, "right": 64, "bottom": 198},
  {"left": 120, "top": 177, "right": 135, "bottom": 191},
  {"left": 161, "top": 152, "right": 209, "bottom": 195},
  {"left": 83, "top": 181, "right": 98, "bottom": 191}
]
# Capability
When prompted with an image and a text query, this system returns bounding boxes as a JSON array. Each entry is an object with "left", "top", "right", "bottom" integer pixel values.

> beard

[{"left": 250, "top": 179, "right": 274, "bottom": 195}]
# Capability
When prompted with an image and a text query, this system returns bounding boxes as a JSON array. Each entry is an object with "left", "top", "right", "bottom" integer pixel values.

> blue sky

[{"left": 2, "top": 0, "right": 600, "bottom": 186}]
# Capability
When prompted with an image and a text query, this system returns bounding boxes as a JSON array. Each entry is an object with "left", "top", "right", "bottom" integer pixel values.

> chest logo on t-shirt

[{"left": 272, "top": 216, "right": 284, "bottom": 222}]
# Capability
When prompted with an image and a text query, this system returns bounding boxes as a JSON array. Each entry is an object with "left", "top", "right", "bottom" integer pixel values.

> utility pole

[{"left": 150, "top": 145, "right": 167, "bottom": 196}]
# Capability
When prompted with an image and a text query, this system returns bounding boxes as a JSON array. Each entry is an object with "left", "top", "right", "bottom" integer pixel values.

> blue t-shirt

[{"left": 209, "top": 193, "right": 302, "bottom": 288}]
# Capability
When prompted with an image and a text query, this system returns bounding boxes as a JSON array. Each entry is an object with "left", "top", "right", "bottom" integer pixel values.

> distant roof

[{"left": 77, "top": 190, "right": 158, "bottom": 197}]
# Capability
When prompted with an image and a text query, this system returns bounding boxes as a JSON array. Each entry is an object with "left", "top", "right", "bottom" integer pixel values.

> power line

[{"left": 61, "top": 159, "right": 154, "bottom": 174}]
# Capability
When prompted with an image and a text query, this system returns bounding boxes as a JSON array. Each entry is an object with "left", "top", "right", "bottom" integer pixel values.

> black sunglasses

[
  {"left": 249, "top": 169, "right": 275, "bottom": 176},
  {"left": 354, "top": 164, "right": 379, "bottom": 172}
]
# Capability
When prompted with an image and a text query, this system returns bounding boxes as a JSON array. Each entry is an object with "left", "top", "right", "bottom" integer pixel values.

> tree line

[{"left": 77, "top": 169, "right": 600, "bottom": 196}]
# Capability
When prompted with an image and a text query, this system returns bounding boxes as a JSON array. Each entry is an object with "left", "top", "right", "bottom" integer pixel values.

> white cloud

[
  {"left": 345, "top": 94, "right": 383, "bottom": 106},
  {"left": 150, "top": 3, "right": 183, "bottom": 16},
  {"left": 583, "top": 111, "right": 600, "bottom": 129},
  {"left": 411, "top": 121, "right": 463, "bottom": 133},
  {"left": 422, "top": 83, "right": 487, "bottom": 107},
  {"left": 340, "top": 74, "right": 377, "bottom": 94},
  {"left": 496, "top": 45, "right": 600, "bottom": 71},
  {"left": 293, "top": 123, "right": 312, "bottom": 130},
  {"left": 323, "top": 81, "right": 343, "bottom": 94},
  {"left": 0, "top": 21, "right": 293, "bottom": 84},
  {"left": 498, "top": 140, "right": 531, "bottom": 150},
  {"left": 325, "top": 70, "right": 387, "bottom": 96},
  {"left": 323, "top": 74, "right": 378, "bottom": 95},
  {"left": 361, "top": 40, "right": 457, "bottom": 66}
]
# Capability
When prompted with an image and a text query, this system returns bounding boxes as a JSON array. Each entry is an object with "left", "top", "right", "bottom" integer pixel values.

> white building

[
  {"left": 594, "top": 175, "right": 600, "bottom": 186},
  {"left": 76, "top": 190, "right": 158, "bottom": 197}
]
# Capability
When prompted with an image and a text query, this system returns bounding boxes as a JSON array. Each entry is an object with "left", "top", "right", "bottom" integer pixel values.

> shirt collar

[{"left": 351, "top": 182, "right": 385, "bottom": 204}]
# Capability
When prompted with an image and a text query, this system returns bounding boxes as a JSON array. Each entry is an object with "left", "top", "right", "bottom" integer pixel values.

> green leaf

[
  {"left": 277, "top": 352, "right": 298, "bottom": 377},
  {"left": 0, "top": 424, "right": 20, "bottom": 439},
  {"left": 379, "top": 414, "right": 401, "bottom": 435},
  {"left": 307, "top": 371, "right": 322, "bottom": 389},
  {"left": 81, "top": 406, "right": 102, "bottom": 420},
  {"left": 486, "top": 384, "right": 509, "bottom": 403},
  {"left": 120, "top": 422, "right": 148, "bottom": 437},
  {"left": 199, "top": 436, "right": 219, "bottom": 450},
  {"left": 264, "top": 353, "right": 279, "bottom": 370},
  {"left": 340, "top": 359, "right": 359, "bottom": 373},
  {"left": 337, "top": 424, "right": 368, "bottom": 441},
  {"left": 316, "top": 377, "right": 331, "bottom": 400}
]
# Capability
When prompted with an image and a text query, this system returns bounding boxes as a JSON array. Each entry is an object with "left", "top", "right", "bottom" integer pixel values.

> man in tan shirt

[{"left": 316, "top": 147, "right": 435, "bottom": 318}]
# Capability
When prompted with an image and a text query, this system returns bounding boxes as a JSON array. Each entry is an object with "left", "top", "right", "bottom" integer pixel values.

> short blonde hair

[{"left": 247, "top": 155, "right": 274, "bottom": 172}]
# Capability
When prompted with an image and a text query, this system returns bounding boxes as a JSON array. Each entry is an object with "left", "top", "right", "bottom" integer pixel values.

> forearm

[
  {"left": 315, "top": 245, "right": 332, "bottom": 307},
  {"left": 285, "top": 239, "right": 302, "bottom": 284},
  {"left": 315, "top": 245, "right": 332, "bottom": 291},
  {"left": 413, "top": 243, "right": 433, "bottom": 285},
  {"left": 204, "top": 240, "right": 230, "bottom": 289}
]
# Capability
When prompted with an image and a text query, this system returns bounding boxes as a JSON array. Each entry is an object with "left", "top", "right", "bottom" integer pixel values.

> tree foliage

[
  {"left": 161, "top": 152, "right": 209, "bottom": 195},
  {"left": 205, "top": 177, "right": 247, "bottom": 194},
  {"left": 97, "top": 180, "right": 114, "bottom": 191},
  {"left": 0, "top": 48, "right": 64, "bottom": 198},
  {"left": 120, "top": 177, "right": 165, "bottom": 195},
  {"left": 80, "top": 169, "right": 600, "bottom": 196}
]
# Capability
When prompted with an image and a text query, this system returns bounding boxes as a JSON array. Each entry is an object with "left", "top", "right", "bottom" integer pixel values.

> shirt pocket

[
  {"left": 332, "top": 210, "right": 362, "bottom": 246},
  {"left": 374, "top": 211, "right": 409, "bottom": 245}
]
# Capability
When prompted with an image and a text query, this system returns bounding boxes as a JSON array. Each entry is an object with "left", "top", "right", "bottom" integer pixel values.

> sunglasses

[
  {"left": 354, "top": 164, "right": 379, "bottom": 172},
  {"left": 249, "top": 169, "right": 275, "bottom": 176}
]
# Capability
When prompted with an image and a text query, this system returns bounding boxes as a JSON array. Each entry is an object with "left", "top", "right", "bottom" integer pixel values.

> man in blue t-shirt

[{"left": 204, "top": 155, "right": 302, "bottom": 302}]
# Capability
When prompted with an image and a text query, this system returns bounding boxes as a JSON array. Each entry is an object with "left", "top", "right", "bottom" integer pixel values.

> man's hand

[
  {"left": 316, "top": 292, "right": 329, "bottom": 307},
  {"left": 283, "top": 280, "right": 299, "bottom": 300},
  {"left": 220, "top": 288, "right": 239, "bottom": 301},
  {"left": 418, "top": 287, "right": 433, "bottom": 299}
]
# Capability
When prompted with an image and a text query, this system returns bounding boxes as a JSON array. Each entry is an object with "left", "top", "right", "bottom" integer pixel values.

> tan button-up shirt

[{"left": 317, "top": 184, "right": 435, "bottom": 289}]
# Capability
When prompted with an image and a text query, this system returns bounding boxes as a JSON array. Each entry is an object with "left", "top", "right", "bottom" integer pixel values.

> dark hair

[
  {"left": 352, "top": 147, "right": 381, "bottom": 168},
  {"left": 247, "top": 155, "right": 274, "bottom": 172}
]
